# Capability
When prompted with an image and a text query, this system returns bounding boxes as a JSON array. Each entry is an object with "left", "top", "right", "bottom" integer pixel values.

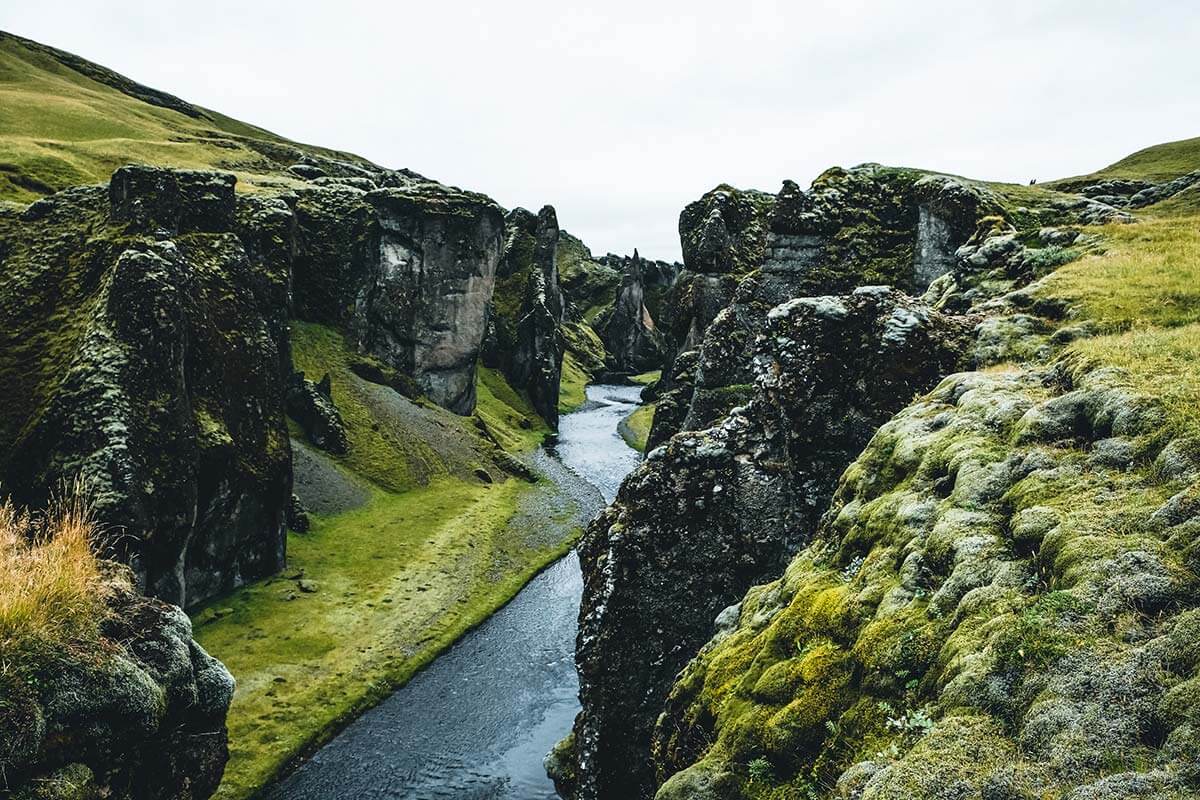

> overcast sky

[{"left": 4, "top": 1, "right": 1199, "bottom": 260}]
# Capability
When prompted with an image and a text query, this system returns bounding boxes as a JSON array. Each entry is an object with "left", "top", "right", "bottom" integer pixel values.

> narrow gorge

[{"left": 2, "top": 22, "right": 1200, "bottom": 800}]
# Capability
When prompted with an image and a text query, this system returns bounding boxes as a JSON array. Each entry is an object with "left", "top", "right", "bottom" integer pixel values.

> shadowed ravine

[{"left": 267, "top": 384, "right": 644, "bottom": 800}]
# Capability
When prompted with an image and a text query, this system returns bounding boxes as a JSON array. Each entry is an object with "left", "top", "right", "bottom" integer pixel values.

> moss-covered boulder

[
  {"left": 565, "top": 289, "right": 975, "bottom": 800},
  {"left": 0, "top": 167, "right": 294, "bottom": 608},
  {"left": 1, "top": 568, "right": 234, "bottom": 800},
  {"left": 652, "top": 362, "right": 1200, "bottom": 800}
]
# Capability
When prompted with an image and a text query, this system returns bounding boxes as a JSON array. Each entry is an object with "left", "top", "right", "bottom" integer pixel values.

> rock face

[
  {"left": 2, "top": 570, "right": 235, "bottom": 800},
  {"left": 567, "top": 289, "right": 976, "bottom": 800},
  {"left": 486, "top": 206, "right": 567, "bottom": 427},
  {"left": 652, "top": 363, "right": 1200, "bottom": 800},
  {"left": 292, "top": 182, "right": 505, "bottom": 415},
  {"left": 0, "top": 167, "right": 294, "bottom": 608},
  {"left": 652, "top": 168, "right": 997, "bottom": 448},
  {"left": 594, "top": 250, "right": 667, "bottom": 374},
  {"left": 0, "top": 164, "right": 508, "bottom": 608}
]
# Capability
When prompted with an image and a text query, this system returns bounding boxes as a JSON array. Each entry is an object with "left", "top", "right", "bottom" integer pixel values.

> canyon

[{"left": 3, "top": 26, "right": 1200, "bottom": 800}]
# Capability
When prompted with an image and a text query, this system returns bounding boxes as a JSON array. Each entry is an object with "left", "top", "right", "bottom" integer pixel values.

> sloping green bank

[{"left": 194, "top": 322, "right": 580, "bottom": 800}]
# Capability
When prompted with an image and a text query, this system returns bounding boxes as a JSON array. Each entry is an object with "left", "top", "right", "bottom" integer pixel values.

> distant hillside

[
  {"left": 1050, "top": 135, "right": 1200, "bottom": 189},
  {"left": 0, "top": 30, "right": 386, "bottom": 202}
]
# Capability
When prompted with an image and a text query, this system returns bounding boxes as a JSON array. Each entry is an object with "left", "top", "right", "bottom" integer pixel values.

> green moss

[
  {"left": 559, "top": 350, "right": 590, "bottom": 415},
  {"left": 475, "top": 365, "right": 549, "bottom": 451},
  {"left": 630, "top": 370, "right": 661, "bottom": 385},
  {"left": 619, "top": 404, "right": 655, "bottom": 452},
  {"left": 195, "top": 476, "right": 580, "bottom": 800}
]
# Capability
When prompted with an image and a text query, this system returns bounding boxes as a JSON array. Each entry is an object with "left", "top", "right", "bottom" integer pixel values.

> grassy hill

[
  {"left": 1049, "top": 135, "right": 1200, "bottom": 189},
  {"left": 0, "top": 30, "right": 382, "bottom": 203}
]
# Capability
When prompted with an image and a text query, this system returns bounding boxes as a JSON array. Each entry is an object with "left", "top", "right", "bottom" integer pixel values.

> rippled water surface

[{"left": 269, "top": 384, "right": 643, "bottom": 800}]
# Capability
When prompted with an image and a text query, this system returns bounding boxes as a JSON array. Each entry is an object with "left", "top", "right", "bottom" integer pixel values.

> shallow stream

[{"left": 268, "top": 384, "right": 643, "bottom": 799}]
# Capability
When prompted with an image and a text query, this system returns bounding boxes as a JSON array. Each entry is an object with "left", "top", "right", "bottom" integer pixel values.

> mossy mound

[
  {"left": 2, "top": 566, "right": 234, "bottom": 800},
  {"left": 653, "top": 360, "right": 1200, "bottom": 799}
]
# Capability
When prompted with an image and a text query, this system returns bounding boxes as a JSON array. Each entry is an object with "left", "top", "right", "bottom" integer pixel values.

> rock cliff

[
  {"left": 0, "top": 167, "right": 294, "bottom": 608},
  {"left": 563, "top": 155, "right": 1200, "bottom": 800},
  {"left": 565, "top": 288, "right": 976, "bottom": 799},
  {"left": 483, "top": 206, "right": 566, "bottom": 427},
  {"left": 593, "top": 250, "right": 669, "bottom": 374},
  {"left": 0, "top": 164, "right": 508, "bottom": 608},
  {"left": 291, "top": 180, "right": 504, "bottom": 415}
]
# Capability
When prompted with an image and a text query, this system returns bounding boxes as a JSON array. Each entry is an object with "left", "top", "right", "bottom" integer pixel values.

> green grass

[
  {"left": 0, "top": 32, "right": 374, "bottom": 202},
  {"left": 630, "top": 370, "right": 661, "bottom": 386},
  {"left": 1054, "top": 136, "right": 1200, "bottom": 186},
  {"left": 476, "top": 365, "right": 549, "bottom": 450},
  {"left": 619, "top": 404, "right": 655, "bottom": 452},
  {"left": 194, "top": 477, "right": 579, "bottom": 800},
  {"left": 1064, "top": 325, "right": 1200, "bottom": 439},
  {"left": 194, "top": 321, "right": 578, "bottom": 800},
  {"left": 1036, "top": 213, "right": 1200, "bottom": 332},
  {"left": 559, "top": 350, "right": 590, "bottom": 414}
]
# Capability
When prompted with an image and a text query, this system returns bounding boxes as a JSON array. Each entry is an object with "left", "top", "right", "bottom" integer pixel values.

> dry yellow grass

[{"left": 0, "top": 490, "right": 114, "bottom": 657}]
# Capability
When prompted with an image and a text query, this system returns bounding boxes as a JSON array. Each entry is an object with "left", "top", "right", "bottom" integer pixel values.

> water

[{"left": 268, "top": 384, "right": 644, "bottom": 800}]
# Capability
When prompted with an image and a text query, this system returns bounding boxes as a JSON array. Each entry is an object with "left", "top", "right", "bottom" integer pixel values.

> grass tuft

[{"left": 0, "top": 488, "right": 114, "bottom": 658}]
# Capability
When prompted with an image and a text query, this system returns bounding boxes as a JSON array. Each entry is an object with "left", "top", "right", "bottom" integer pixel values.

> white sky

[{"left": 4, "top": 1, "right": 1199, "bottom": 260}]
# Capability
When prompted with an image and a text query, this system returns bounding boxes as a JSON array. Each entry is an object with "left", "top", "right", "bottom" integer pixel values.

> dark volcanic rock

[
  {"left": 291, "top": 182, "right": 504, "bottom": 415},
  {"left": 1, "top": 569, "right": 234, "bottom": 800},
  {"left": 510, "top": 206, "right": 566, "bottom": 428},
  {"left": 567, "top": 289, "right": 975, "bottom": 800},
  {"left": 0, "top": 166, "right": 293, "bottom": 608},
  {"left": 286, "top": 372, "right": 349, "bottom": 454},
  {"left": 484, "top": 205, "right": 567, "bottom": 427},
  {"left": 594, "top": 250, "right": 667, "bottom": 374}
]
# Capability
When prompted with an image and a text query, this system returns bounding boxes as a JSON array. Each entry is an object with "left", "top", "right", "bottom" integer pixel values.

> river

[{"left": 267, "top": 383, "right": 644, "bottom": 800}]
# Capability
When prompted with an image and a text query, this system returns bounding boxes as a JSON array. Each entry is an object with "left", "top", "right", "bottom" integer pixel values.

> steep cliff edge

[
  {"left": 0, "top": 167, "right": 294, "bottom": 609},
  {"left": 564, "top": 143, "right": 1200, "bottom": 800},
  {"left": 483, "top": 206, "right": 566, "bottom": 427}
]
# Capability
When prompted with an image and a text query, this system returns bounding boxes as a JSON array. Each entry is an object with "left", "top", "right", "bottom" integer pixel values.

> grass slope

[
  {"left": 1050, "top": 135, "right": 1200, "bottom": 188},
  {"left": 619, "top": 404, "right": 655, "bottom": 453},
  {"left": 0, "top": 31, "right": 378, "bottom": 203},
  {"left": 195, "top": 323, "right": 575, "bottom": 800}
]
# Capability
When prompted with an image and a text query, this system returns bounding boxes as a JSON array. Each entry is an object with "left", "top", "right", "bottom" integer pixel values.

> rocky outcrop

[
  {"left": 291, "top": 182, "right": 504, "bottom": 415},
  {"left": 286, "top": 372, "right": 349, "bottom": 454},
  {"left": 0, "top": 163, "right": 508, "bottom": 608},
  {"left": 483, "top": 205, "right": 566, "bottom": 427},
  {"left": 594, "top": 250, "right": 667, "bottom": 374},
  {"left": 511, "top": 206, "right": 566, "bottom": 428},
  {"left": 1, "top": 569, "right": 235, "bottom": 800},
  {"left": 0, "top": 167, "right": 294, "bottom": 608},
  {"left": 567, "top": 289, "right": 976, "bottom": 800},
  {"left": 652, "top": 362, "right": 1200, "bottom": 800},
  {"left": 659, "top": 186, "right": 774, "bottom": 368}
]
